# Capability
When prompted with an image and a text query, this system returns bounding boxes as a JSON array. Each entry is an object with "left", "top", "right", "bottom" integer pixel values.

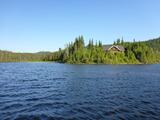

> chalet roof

[{"left": 103, "top": 45, "right": 125, "bottom": 52}]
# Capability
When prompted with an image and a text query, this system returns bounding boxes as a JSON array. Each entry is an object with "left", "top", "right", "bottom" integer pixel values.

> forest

[
  {"left": 0, "top": 51, "right": 49, "bottom": 62},
  {"left": 0, "top": 36, "right": 160, "bottom": 64}
]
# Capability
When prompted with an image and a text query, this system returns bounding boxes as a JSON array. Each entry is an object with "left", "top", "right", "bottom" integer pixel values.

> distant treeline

[
  {"left": 0, "top": 51, "right": 48, "bottom": 62},
  {"left": 1, "top": 36, "right": 160, "bottom": 64}
]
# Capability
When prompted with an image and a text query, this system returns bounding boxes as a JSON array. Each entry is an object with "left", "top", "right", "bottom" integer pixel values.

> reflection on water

[{"left": 0, "top": 63, "right": 160, "bottom": 120}]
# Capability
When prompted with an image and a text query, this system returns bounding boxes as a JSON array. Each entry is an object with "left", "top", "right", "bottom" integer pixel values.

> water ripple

[{"left": 0, "top": 63, "right": 160, "bottom": 120}]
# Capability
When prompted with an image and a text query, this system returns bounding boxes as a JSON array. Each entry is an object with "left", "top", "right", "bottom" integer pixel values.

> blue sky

[{"left": 0, "top": 0, "right": 160, "bottom": 52}]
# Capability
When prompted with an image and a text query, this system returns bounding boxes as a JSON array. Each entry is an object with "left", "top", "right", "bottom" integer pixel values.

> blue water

[{"left": 0, "top": 63, "right": 160, "bottom": 120}]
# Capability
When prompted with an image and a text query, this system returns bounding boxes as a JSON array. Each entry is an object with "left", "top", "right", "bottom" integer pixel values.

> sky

[{"left": 0, "top": 0, "right": 160, "bottom": 52}]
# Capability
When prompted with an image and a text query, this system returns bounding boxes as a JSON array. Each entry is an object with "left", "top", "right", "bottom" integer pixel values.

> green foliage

[
  {"left": 0, "top": 50, "right": 46, "bottom": 62},
  {"left": 50, "top": 36, "right": 160, "bottom": 64},
  {"left": 0, "top": 36, "right": 160, "bottom": 64}
]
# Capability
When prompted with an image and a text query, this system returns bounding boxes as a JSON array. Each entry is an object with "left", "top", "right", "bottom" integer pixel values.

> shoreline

[{"left": 0, "top": 61, "right": 159, "bottom": 65}]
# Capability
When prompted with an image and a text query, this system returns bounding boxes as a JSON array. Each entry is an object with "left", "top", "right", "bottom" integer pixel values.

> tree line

[
  {"left": 0, "top": 50, "right": 47, "bottom": 62},
  {"left": 44, "top": 36, "right": 160, "bottom": 64},
  {"left": 0, "top": 36, "right": 160, "bottom": 64}
]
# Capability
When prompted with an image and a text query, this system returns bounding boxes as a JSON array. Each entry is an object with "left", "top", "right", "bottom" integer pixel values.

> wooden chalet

[{"left": 103, "top": 45, "right": 125, "bottom": 52}]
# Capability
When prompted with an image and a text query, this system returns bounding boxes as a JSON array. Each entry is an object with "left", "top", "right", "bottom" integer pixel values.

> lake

[{"left": 0, "top": 63, "right": 160, "bottom": 120}]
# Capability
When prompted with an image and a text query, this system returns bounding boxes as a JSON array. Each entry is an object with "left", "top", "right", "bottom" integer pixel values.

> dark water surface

[{"left": 0, "top": 63, "right": 160, "bottom": 120}]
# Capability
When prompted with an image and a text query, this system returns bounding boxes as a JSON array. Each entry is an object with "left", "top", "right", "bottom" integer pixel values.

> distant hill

[
  {"left": 0, "top": 50, "right": 13, "bottom": 53},
  {"left": 144, "top": 37, "right": 160, "bottom": 50},
  {"left": 0, "top": 50, "right": 48, "bottom": 62},
  {"left": 36, "top": 51, "right": 52, "bottom": 54}
]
